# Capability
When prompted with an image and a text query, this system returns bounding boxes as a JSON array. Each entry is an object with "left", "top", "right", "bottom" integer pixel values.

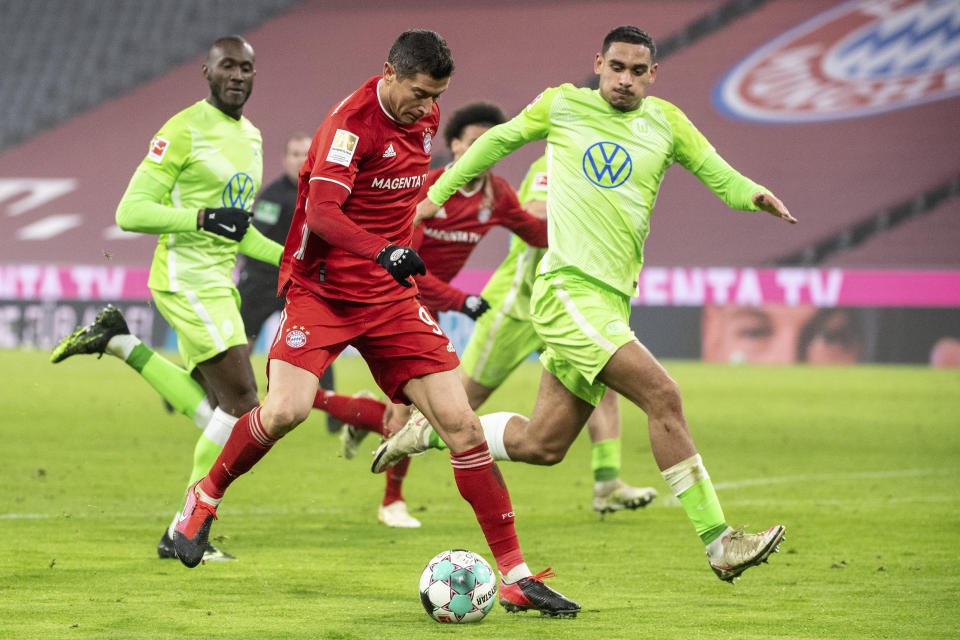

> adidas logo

[{"left": 382, "top": 143, "right": 396, "bottom": 158}]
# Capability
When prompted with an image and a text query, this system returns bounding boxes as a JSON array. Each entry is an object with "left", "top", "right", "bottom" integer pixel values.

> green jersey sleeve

[
  {"left": 661, "top": 102, "right": 765, "bottom": 211},
  {"left": 427, "top": 88, "right": 557, "bottom": 206},
  {"left": 115, "top": 170, "right": 199, "bottom": 234},
  {"left": 238, "top": 224, "right": 283, "bottom": 266},
  {"left": 115, "top": 118, "right": 200, "bottom": 233}
]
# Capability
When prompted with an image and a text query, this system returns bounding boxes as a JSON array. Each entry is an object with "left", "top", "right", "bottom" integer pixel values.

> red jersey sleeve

[
  {"left": 305, "top": 179, "right": 387, "bottom": 259},
  {"left": 491, "top": 177, "right": 548, "bottom": 247},
  {"left": 415, "top": 271, "right": 468, "bottom": 313}
]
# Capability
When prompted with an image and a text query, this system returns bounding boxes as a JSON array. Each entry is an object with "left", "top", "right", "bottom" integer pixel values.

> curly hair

[{"left": 442, "top": 102, "right": 505, "bottom": 147}]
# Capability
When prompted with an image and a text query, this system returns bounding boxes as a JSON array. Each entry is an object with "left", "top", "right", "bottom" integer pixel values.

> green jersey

[
  {"left": 480, "top": 155, "right": 548, "bottom": 321},
  {"left": 116, "top": 99, "right": 276, "bottom": 292},
  {"left": 428, "top": 84, "right": 766, "bottom": 297}
]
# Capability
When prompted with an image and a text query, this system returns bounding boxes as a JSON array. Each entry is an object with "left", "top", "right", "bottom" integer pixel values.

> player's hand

[
  {"left": 376, "top": 244, "right": 426, "bottom": 288},
  {"left": 460, "top": 295, "right": 490, "bottom": 320},
  {"left": 753, "top": 192, "right": 797, "bottom": 224},
  {"left": 382, "top": 402, "right": 413, "bottom": 437},
  {"left": 198, "top": 207, "right": 252, "bottom": 240},
  {"left": 415, "top": 198, "right": 442, "bottom": 226}
]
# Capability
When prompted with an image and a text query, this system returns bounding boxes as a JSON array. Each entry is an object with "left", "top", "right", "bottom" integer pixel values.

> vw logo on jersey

[
  {"left": 582, "top": 142, "right": 632, "bottom": 189},
  {"left": 222, "top": 172, "right": 256, "bottom": 208}
]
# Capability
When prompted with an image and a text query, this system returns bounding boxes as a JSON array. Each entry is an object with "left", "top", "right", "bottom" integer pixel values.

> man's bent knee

[
  {"left": 434, "top": 410, "right": 484, "bottom": 452},
  {"left": 260, "top": 399, "right": 312, "bottom": 437},
  {"left": 648, "top": 378, "right": 683, "bottom": 419}
]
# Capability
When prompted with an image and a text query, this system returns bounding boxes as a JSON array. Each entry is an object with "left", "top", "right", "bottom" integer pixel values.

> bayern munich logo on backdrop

[
  {"left": 222, "top": 172, "right": 256, "bottom": 208},
  {"left": 713, "top": 0, "right": 960, "bottom": 123},
  {"left": 285, "top": 326, "right": 309, "bottom": 348}
]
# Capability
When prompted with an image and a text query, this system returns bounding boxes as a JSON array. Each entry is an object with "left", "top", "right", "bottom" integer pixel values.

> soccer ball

[{"left": 419, "top": 549, "right": 498, "bottom": 623}]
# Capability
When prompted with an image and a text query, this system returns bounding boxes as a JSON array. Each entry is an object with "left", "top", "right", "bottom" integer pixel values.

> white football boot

[
  {"left": 592, "top": 479, "right": 658, "bottom": 514},
  {"left": 707, "top": 525, "right": 786, "bottom": 582},
  {"left": 371, "top": 409, "right": 431, "bottom": 473},
  {"left": 377, "top": 500, "right": 422, "bottom": 528}
]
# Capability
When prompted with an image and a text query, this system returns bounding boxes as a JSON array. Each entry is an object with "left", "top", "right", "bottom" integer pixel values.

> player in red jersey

[
  {"left": 173, "top": 30, "right": 580, "bottom": 617},
  {"left": 319, "top": 102, "right": 548, "bottom": 529}
]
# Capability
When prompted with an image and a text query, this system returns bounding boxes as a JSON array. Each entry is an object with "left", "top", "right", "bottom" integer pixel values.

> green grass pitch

[{"left": 2, "top": 348, "right": 958, "bottom": 639}]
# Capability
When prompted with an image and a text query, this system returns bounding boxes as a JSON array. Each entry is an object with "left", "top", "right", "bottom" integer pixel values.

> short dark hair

[
  {"left": 388, "top": 29, "right": 454, "bottom": 80},
  {"left": 601, "top": 26, "right": 657, "bottom": 60},
  {"left": 443, "top": 102, "right": 505, "bottom": 147}
]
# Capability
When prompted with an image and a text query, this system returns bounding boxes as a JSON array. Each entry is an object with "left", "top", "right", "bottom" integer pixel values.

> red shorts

[{"left": 268, "top": 283, "right": 459, "bottom": 403}]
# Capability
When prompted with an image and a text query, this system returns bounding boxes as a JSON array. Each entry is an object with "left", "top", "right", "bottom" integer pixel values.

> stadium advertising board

[{"left": 2, "top": 265, "right": 958, "bottom": 366}]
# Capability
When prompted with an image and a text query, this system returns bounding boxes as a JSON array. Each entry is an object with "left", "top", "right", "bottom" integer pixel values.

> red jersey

[
  {"left": 414, "top": 167, "right": 547, "bottom": 312},
  {"left": 278, "top": 76, "right": 437, "bottom": 303}
]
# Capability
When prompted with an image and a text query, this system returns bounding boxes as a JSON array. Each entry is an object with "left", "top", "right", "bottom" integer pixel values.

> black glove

[
  {"left": 198, "top": 207, "right": 251, "bottom": 241},
  {"left": 460, "top": 295, "right": 490, "bottom": 320},
  {"left": 376, "top": 244, "right": 426, "bottom": 288}
]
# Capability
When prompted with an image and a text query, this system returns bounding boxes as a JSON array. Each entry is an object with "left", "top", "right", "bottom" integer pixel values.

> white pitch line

[{"left": 712, "top": 467, "right": 940, "bottom": 490}]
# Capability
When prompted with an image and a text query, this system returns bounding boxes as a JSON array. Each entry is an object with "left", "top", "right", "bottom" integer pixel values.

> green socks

[
  {"left": 189, "top": 434, "right": 225, "bottom": 487},
  {"left": 125, "top": 343, "right": 208, "bottom": 422},
  {"left": 591, "top": 438, "right": 621, "bottom": 482},
  {"left": 662, "top": 454, "right": 728, "bottom": 544},
  {"left": 427, "top": 428, "right": 446, "bottom": 450}
]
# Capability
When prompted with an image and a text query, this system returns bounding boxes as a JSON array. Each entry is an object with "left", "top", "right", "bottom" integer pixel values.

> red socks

[
  {"left": 201, "top": 407, "right": 278, "bottom": 500},
  {"left": 382, "top": 457, "right": 410, "bottom": 506},
  {"left": 451, "top": 442, "right": 524, "bottom": 575},
  {"left": 313, "top": 390, "right": 385, "bottom": 434}
]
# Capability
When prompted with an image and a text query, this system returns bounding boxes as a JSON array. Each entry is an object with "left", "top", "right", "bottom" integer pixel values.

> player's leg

[
  {"left": 174, "top": 285, "right": 351, "bottom": 567},
  {"left": 154, "top": 287, "right": 260, "bottom": 561},
  {"left": 314, "top": 389, "right": 386, "bottom": 438},
  {"left": 587, "top": 389, "right": 658, "bottom": 513},
  {"left": 367, "top": 298, "right": 579, "bottom": 616},
  {"left": 404, "top": 370, "right": 579, "bottom": 616},
  {"left": 371, "top": 400, "right": 419, "bottom": 527},
  {"left": 174, "top": 357, "right": 322, "bottom": 567},
  {"left": 599, "top": 339, "right": 785, "bottom": 581},
  {"left": 459, "top": 309, "right": 542, "bottom": 411},
  {"left": 317, "top": 364, "right": 344, "bottom": 433},
  {"left": 50, "top": 304, "right": 213, "bottom": 427},
  {"left": 370, "top": 352, "right": 593, "bottom": 469},
  {"left": 160, "top": 289, "right": 259, "bottom": 491}
]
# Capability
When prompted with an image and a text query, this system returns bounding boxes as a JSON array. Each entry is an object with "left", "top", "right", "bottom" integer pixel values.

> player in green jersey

[
  {"left": 376, "top": 26, "right": 796, "bottom": 583},
  {"left": 51, "top": 36, "right": 282, "bottom": 561},
  {"left": 460, "top": 154, "right": 657, "bottom": 515}
]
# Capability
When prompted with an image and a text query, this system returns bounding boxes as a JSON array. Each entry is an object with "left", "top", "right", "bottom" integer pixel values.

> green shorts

[
  {"left": 530, "top": 268, "right": 637, "bottom": 406},
  {"left": 460, "top": 309, "right": 544, "bottom": 388},
  {"left": 151, "top": 287, "right": 247, "bottom": 371}
]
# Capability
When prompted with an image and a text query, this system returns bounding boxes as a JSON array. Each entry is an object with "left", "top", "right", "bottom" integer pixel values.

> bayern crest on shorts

[{"left": 285, "top": 325, "right": 309, "bottom": 348}]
